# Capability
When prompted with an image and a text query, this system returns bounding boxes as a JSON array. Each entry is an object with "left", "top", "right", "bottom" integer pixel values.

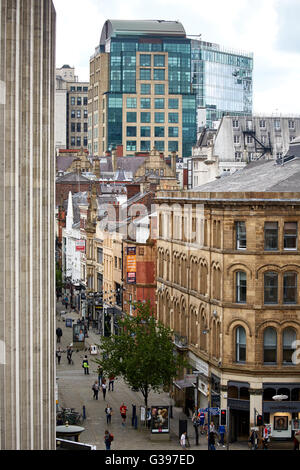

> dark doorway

[{"left": 230, "top": 409, "right": 249, "bottom": 442}]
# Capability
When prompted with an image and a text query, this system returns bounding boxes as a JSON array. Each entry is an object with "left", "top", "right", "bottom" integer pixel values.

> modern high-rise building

[
  {"left": 55, "top": 65, "right": 89, "bottom": 151},
  {"left": 0, "top": 0, "right": 56, "bottom": 449},
  {"left": 191, "top": 39, "right": 253, "bottom": 129},
  {"left": 89, "top": 19, "right": 197, "bottom": 158}
]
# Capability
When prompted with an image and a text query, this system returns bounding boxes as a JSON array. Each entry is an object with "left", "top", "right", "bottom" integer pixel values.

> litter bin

[{"left": 179, "top": 419, "right": 188, "bottom": 439}]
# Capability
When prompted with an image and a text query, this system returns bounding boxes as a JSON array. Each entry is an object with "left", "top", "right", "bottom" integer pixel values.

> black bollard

[{"left": 83, "top": 405, "right": 86, "bottom": 420}]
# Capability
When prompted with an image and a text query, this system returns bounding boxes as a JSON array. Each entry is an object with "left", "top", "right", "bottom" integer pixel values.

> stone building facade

[
  {"left": 156, "top": 159, "right": 300, "bottom": 442},
  {"left": 0, "top": 0, "right": 56, "bottom": 449}
]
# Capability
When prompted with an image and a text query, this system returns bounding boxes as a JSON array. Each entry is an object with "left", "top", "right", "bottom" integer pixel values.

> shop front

[
  {"left": 263, "top": 383, "right": 300, "bottom": 440},
  {"left": 227, "top": 381, "right": 250, "bottom": 442}
]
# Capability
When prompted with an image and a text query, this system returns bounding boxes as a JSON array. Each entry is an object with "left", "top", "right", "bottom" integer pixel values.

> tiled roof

[{"left": 193, "top": 158, "right": 300, "bottom": 193}]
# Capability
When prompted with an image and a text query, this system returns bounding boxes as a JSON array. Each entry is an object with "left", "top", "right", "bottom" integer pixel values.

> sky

[{"left": 53, "top": 0, "right": 300, "bottom": 115}]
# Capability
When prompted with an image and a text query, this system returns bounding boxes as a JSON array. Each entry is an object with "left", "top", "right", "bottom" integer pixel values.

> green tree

[
  {"left": 56, "top": 262, "right": 63, "bottom": 291},
  {"left": 95, "top": 301, "right": 186, "bottom": 408}
]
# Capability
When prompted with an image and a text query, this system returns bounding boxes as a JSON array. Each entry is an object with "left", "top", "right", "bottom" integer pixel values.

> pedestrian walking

[
  {"left": 108, "top": 374, "right": 115, "bottom": 391},
  {"left": 92, "top": 381, "right": 99, "bottom": 400},
  {"left": 192, "top": 408, "right": 199, "bottom": 446},
  {"left": 180, "top": 431, "right": 187, "bottom": 450},
  {"left": 208, "top": 431, "right": 216, "bottom": 450},
  {"left": 210, "top": 421, "right": 216, "bottom": 433},
  {"left": 249, "top": 429, "right": 259, "bottom": 450},
  {"left": 82, "top": 356, "right": 89, "bottom": 375},
  {"left": 198, "top": 410, "right": 205, "bottom": 434},
  {"left": 120, "top": 403, "right": 127, "bottom": 426},
  {"left": 104, "top": 430, "right": 114, "bottom": 450},
  {"left": 293, "top": 430, "right": 300, "bottom": 450},
  {"left": 97, "top": 365, "right": 104, "bottom": 387},
  {"left": 64, "top": 295, "right": 69, "bottom": 310},
  {"left": 218, "top": 424, "right": 226, "bottom": 447},
  {"left": 56, "top": 327, "right": 62, "bottom": 344},
  {"left": 101, "top": 382, "right": 107, "bottom": 400},
  {"left": 105, "top": 404, "right": 113, "bottom": 425},
  {"left": 66, "top": 345, "right": 73, "bottom": 365},
  {"left": 56, "top": 347, "right": 62, "bottom": 365}
]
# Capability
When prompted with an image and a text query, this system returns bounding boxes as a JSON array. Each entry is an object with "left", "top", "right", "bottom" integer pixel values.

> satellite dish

[{"left": 272, "top": 394, "right": 288, "bottom": 401}]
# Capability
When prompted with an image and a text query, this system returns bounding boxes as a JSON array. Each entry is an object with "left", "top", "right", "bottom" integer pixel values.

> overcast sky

[{"left": 53, "top": 0, "right": 300, "bottom": 115}]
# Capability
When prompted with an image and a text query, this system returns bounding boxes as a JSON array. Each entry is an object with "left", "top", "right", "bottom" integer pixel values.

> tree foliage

[{"left": 95, "top": 301, "right": 186, "bottom": 407}]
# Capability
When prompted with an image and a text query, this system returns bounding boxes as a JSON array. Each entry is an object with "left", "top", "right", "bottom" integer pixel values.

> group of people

[
  {"left": 103, "top": 403, "right": 128, "bottom": 450},
  {"left": 56, "top": 344, "right": 73, "bottom": 365},
  {"left": 190, "top": 408, "right": 226, "bottom": 449}
]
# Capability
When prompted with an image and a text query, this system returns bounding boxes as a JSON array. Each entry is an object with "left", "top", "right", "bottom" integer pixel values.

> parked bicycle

[{"left": 56, "top": 407, "right": 84, "bottom": 426}]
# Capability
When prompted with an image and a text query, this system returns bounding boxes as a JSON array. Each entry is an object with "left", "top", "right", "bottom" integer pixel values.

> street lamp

[{"left": 272, "top": 394, "right": 288, "bottom": 401}]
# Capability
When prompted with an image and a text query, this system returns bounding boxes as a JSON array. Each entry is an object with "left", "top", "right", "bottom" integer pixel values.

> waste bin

[{"left": 179, "top": 419, "right": 188, "bottom": 439}]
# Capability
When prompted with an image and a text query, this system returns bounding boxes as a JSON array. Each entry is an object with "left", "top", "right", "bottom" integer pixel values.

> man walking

[
  {"left": 97, "top": 365, "right": 104, "bottom": 386},
  {"left": 56, "top": 327, "right": 62, "bottom": 344},
  {"left": 67, "top": 345, "right": 73, "bottom": 365},
  {"left": 192, "top": 408, "right": 199, "bottom": 445},
  {"left": 56, "top": 347, "right": 62, "bottom": 365},
  {"left": 208, "top": 431, "right": 216, "bottom": 450},
  {"left": 104, "top": 430, "right": 113, "bottom": 450},
  {"left": 218, "top": 424, "right": 226, "bottom": 447},
  {"left": 92, "top": 381, "right": 99, "bottom": 400},
  {"left": 108, "top": 374, "right": 115, "bottom": 391},
  {"left": 105, "top": 404, "right": 113, "bottom": 425},
  {"left": 82, "top": 355, "right": 89, "bottom": 375}
]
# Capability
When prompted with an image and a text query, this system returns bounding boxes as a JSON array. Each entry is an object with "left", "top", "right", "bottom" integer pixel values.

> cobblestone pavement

[{"left": 55, "top": 301, "right": 250, "bottom": 451}]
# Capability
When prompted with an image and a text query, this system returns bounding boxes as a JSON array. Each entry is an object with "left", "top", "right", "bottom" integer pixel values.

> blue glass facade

[
  {"left": 191, "top": 40, "right": 253, "bottom": 128},
  {"left": 106, "top": 36, "right": 196, "bottom": 157}
]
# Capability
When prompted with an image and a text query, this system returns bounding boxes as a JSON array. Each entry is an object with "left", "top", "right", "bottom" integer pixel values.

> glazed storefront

[
  {"left": 263, "top": 383, "right": 300, "bottom": 439},
  {"left": 225, "top": 381, "right": 300, "bottom": 442}
]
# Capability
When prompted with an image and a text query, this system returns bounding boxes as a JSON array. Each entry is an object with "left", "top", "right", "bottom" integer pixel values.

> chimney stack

[
  {"left": 171, "top": 151, "right": 177, "bottom": 176},
  {"left": 112, "top": 148, "right": 117, "bottom": 173},
  {"left": 93, "top": 156, "right": 101, "bottom": 179}
]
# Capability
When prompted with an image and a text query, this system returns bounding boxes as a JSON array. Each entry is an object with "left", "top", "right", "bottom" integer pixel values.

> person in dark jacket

[
  {"left": 56, "top": 327, "right": 62, "bottom": 343},
  {"left": 208, "top": 431, "right": 216, "bottom": 450}
]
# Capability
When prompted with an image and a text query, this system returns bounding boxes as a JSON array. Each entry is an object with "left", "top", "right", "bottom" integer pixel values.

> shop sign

[
  {"left": 127, "top": 247, "right": 136, "bottom": 284},
  {"left": 188, "top": 351, "right": 209, "bottom": 377},
  {"left": 263, "top": 401, "right": 300, "bottom": 413},
  {"left": 185, "top": 374, "right": 196, "bottom": 383},
  {"left": 76, "top": 240, "right": 85, "bottom": 252}
]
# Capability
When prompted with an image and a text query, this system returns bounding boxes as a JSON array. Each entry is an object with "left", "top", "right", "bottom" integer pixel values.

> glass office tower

[
  {"left": 191, "top": 39, "right": 253, "bottom": 129},
  {"left": 90, "top": 20, "right": 197, "bottom": 158}
]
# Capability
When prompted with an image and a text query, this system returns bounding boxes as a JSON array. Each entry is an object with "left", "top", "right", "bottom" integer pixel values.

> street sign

[{"left": 198, "top": 407, "right": 220, "bottom": 415}]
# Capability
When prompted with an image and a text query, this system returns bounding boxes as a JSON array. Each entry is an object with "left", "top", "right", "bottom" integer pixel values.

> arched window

[
  {"left": 190, "top": 309, "right": 198, "bottom": 345},
  {"left": 236, "top": 271, "right": 247, "bottom": 303},
  {"left": 200, "top": 311, "right": 207, "bottom": 351},
  {"left": 282, "top": 327, "right": 297, "bottom": 363},
  {"left": 283, "top": 272, "right": 297, "bottom": 304},
  {"left": 264, "top": 272, "right": 278, "bottom": 304},
  {"left": 236, "top": 326, "right": 246, "bottom": 362},
  {"left": 263, "top": 327, "right": 277, "bottom": 364},
  {"left": 200, "top": 263, "right": 208, "bottom": 295}
]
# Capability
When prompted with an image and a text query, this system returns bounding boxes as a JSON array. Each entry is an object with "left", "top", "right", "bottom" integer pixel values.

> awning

[{"left": 173, "top": 380, "right": 196, "bottom": 391}]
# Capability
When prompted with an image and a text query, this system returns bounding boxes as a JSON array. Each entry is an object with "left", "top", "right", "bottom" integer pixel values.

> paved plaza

[{"left": 55, "top": 301, "right": 291, "bottom": 452}]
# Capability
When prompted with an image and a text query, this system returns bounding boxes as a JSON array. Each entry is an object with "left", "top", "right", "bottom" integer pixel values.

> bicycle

[{"left": 56, "top": 407, "right": 84, "bottom": 425}]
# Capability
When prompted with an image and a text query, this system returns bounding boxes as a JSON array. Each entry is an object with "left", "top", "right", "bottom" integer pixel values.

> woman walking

[{"left": 102, "top": 381, "right": 107, "bottom": 400}]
